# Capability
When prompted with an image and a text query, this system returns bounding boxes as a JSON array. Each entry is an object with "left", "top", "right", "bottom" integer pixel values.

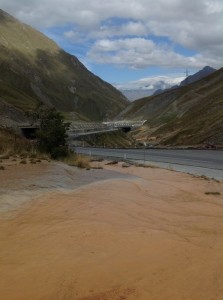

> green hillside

[
  {"left": 119, "top": 68, "right": 223, "bottom": 146},
  {"left": 0, "top": 9, "right": 128, "bottom": 123}
]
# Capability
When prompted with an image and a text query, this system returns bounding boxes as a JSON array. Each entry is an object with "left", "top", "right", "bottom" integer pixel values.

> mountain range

[
  {"left": 0, "top": 9, "right": 128, "bottom": 127},
  {"left": 116, "top": 76, "right": 183, "bottom": 101},
  {"left": 118, "top": 66, "right": 216, "bottom": 101},
  {"left": 0, "top": 9, "right": 222, "bottom": 147}
]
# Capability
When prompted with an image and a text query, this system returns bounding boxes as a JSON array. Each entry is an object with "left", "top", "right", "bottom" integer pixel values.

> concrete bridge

[
  {"left": 67, "top": 120, "right": 146, "bottom": 139},
  {"left": 19, "top": 120, "right": 146, "bottom": 140},
  {"left": 103, "top": 120, "right": 146, "bottom": 129}
]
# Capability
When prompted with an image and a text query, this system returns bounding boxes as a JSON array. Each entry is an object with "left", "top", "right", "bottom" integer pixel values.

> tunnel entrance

[
  {"left": 121, "top": 127, "right": 131, "bottom": 133},
  {"left": 20, "top": 126, "right": 39, "bottom": 139}
]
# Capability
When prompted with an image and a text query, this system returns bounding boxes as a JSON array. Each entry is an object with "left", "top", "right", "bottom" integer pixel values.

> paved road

[{"left": 74, "top": 147, "right": 223, "bottom": 179}]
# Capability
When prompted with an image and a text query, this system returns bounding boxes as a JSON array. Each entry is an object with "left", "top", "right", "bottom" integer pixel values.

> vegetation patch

[
  {"left": 205, "top": 191, "right": 221, "bottom": 195},
  {"left": 63, "top": 153, "right": 90, "bottom": 169},
  {"left": 106, "top": 160, "right": 119, "bottom": 165},
  {"left": 80, "top": 130, "right": 134, "bottom": 148},
  {"left": 73, "top": 155, "right": 90, "bottom": 169},
  {"left": 20, "top": 159, "right": 27, "bottom": 164},
  {"left": 30, "top": 159, "right": 36, "bottom": 164},
  {"left": 0, "top": 154, "right": 10, "bottom": 159},
  {"left": 90, "top": 157, "right": 104, "bottom": 162},
  {"left": 0, "top": 128, "right": 35, "bottom": 157},
  {"left": 33, "top": 106, "right": 70, "bottom": 159},
  {"left": 91, "top": 165, "right": 103, "bottom": 170},
  {"left": 133, "top": 162, "right": 159, "bottom": 168},
  {"left": 0, "top": 110, "right": 85, "bottom": 169},
  {"left": 159, "top": 112, "right": 177, "bottom": 124}
]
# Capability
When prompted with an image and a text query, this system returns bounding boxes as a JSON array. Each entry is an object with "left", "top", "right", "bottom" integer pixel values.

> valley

[
  {"left": 0, "top": 4, "right": 223, "bottom": 300},
  {"left": 0, "top": 9, "right": 223, "bottom": 149}
]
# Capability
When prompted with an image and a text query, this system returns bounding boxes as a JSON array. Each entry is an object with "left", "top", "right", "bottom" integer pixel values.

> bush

[
  {"left": 50, "top": 145, "right": 69, "bottom": 159},
  {"left": 35, "top": 106, "right": 70, "bottom": 159}
]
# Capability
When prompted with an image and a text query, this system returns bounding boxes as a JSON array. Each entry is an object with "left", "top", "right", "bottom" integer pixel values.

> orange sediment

[{"left": 0, "top": 161, "right": 222, "bottom": 300}]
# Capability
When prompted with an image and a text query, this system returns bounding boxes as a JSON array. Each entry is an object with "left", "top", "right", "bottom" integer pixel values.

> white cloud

[
  {"left": 1, "top": 0, "right": 223, "bottom": 69},
  {"left": 115, "top": 75, "right": 184, "bottom": 90},
  {"left": 114, "top": 74, "right": 186, "bottom": 100},
  {"left": 63, "top": 21, "right": 148, "bottom": 44},
  {"left": 91, "top": 21, "right": 148, "bottom": 39},
  {"left": 87, "top": 38, "right": 212, "bottom": 69}
]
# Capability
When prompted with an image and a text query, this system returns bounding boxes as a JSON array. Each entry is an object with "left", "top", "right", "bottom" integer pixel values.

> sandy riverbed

[{"left": 0, "top": 160, "right": 223, "bottom": 300}]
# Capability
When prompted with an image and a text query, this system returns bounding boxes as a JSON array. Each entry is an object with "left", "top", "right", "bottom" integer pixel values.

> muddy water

[
  {"left": 0, "top": 161, "right": 135, "bottom": 216},
  {"left": 0, "top": 161, "right": 223, "bottom": 300}
]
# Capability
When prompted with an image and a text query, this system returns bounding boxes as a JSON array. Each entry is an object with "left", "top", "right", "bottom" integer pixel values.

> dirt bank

[{"left": 0, "top": 161, "right": 223, "bottom": 300}]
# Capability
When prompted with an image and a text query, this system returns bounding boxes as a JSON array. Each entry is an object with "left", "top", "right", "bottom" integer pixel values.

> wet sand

[{"left": 0, "top": 161, "right": 223, "bottom": 300}]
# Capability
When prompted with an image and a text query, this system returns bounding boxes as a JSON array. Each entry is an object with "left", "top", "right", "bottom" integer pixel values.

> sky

[{"left": 1, "top": 0, "right": 223, "bottom": 89}]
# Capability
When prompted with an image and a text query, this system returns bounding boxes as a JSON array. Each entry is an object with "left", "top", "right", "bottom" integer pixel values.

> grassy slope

[
  {"left": 78, "top": 130, "right": 134, "bottom": 148},
  {"left": 0, "top": 9, "right": 128, "bottom": 121}
]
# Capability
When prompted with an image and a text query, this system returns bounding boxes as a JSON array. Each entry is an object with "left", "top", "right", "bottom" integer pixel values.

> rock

[
  {"left": 122, "top": 162, "right": 130, "bottom": 168},
  {"left": 106, "top": 160, "right": 118, "bottom": 165}
]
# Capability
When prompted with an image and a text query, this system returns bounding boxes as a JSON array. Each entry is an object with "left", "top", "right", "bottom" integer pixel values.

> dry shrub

[
  {"left": 63, "top": 153, "right": 90, "bottom": 169},
  {"left": 29, "top": 158, "right": 41, "bottom": 164},
  {"left": 0, "top": 128, "right": 35, "bottom": 157},
  {"left": 39, "top": 153, "right": 50, "bottom": 161},
  {"left": 0, "top": 129, "right": 50, "bottom": 160},
  {"left": 205, "top": 191, "right": 220, "bottom": 195},
  {"left": 91, "top": 165, "right": 103, "bottom": 169},
  {"left": 106, "top": 160, "right": 118, "bottom": 165},
  {"left": 0, "top": 154, "right": 10, "bottom": 159},
  {"left": 20, "top": 159, "right": 27, "bottom": 164},
  {"left": 76, "top": 156, "right": 90, "bottom": 169},
  {"left": 29, "top": 152, "right": 37, "bottom": 159}
]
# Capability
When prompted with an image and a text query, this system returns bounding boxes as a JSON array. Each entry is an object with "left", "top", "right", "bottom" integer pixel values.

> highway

[{"left": 74, "top": 147, "right": 223, "bottom": 179}]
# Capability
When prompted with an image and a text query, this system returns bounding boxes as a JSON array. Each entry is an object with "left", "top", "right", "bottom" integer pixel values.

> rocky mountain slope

[
  {"left": 119, "top": 68, "right": 223, "bottom": 146},
  {"left": 180, "top": 66, "right": 216, "bottom": 87},
  {"left": 153, "top": 66, "right": 217, "bottom": 96},
  {"left": 0, "top": 9, "right": 128, "bottom": 125}
]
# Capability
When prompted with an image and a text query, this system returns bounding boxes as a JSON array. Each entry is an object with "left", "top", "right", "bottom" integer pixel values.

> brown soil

[{"left": 0, "top": 161, "right": 223, "bottom": 300}]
